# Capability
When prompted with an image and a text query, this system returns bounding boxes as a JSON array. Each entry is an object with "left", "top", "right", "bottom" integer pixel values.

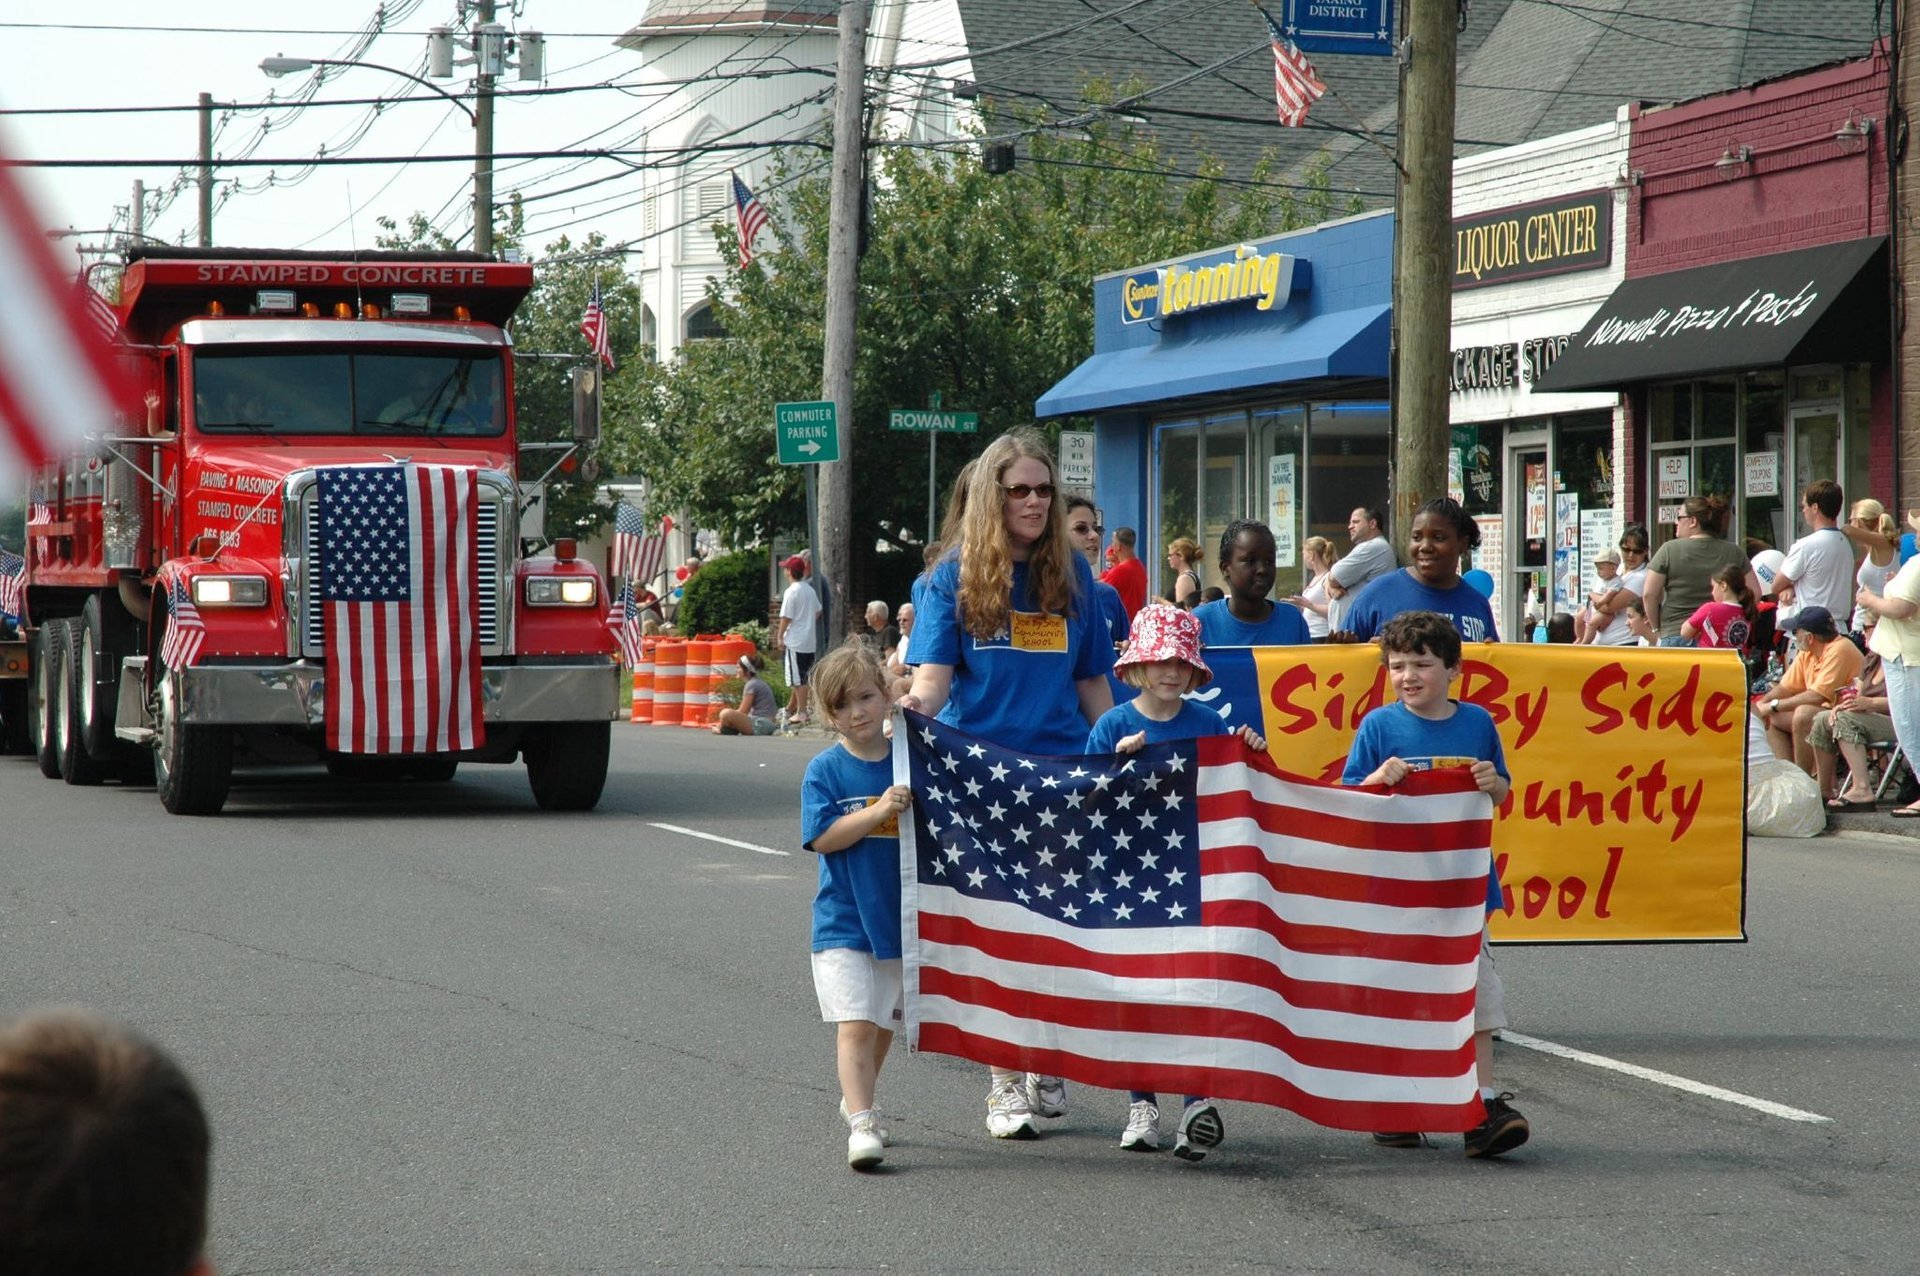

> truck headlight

[
  {"left": 190, "top": 575, "right": 269, "bottom": 607},
  {"left": 525, "top": 576, "right": 598, "bottom": 606}
]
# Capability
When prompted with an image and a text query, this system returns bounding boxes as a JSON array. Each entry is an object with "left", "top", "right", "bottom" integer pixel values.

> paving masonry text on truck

[{"left": 0, "top": 248, "right": 619, "bottom": 815}]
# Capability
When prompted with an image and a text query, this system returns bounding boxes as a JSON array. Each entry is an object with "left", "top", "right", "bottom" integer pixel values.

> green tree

[{"left": 603, "top": 120, "right": 1343, "bottom": 567}]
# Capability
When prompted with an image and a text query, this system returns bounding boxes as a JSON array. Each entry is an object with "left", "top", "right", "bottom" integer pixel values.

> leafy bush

[
  {"left": 728, "top": 618, "right": 772, "bottom": 652},
  {"left": 676, "top": 550, "right": 770, "bottom": 637}
]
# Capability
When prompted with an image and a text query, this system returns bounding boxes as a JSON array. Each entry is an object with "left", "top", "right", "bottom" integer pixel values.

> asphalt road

[{"left": 2, "top": 725, "right": 1915, "bottom": 1275}]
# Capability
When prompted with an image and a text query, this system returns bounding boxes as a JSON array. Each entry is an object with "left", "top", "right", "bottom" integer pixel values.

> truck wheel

[
  {"left": 78, "top": 595, "right": 129, "bottom": 762},
  {"left": 0, "top": 681, "right": 27, "bottom": 755},
  {"left": 525, "top": 722, "right": 609, "bottom": 811},
  {"left": 154, "top": 654, "right": 232, "bottom": 816},
  {"left": 59, "top": 620, "right": 110, "bottom": 786},
  {"left": 31, "top": 626, "right": 61, "bottom": 779},
  {"left": 404, "top": 758, "right": 459, "bottom": 782}
]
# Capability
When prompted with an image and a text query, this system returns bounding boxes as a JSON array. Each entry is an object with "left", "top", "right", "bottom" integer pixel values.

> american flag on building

[
  {"left": 896, "top": 710, "right": 1490, "bottom": 1134},
  {"left": 316, "top": 463, "right": 483, "bottom": 755},
  {"left": 608, "top": 578, "right": 645, "bottom": 669},
  {"left": 1259, "top": 6, "right": 1328, "bottom": 128},
  {"left": 732, "top": 172, "right": 769, "bottom": 266},
  {"left": 579, "top": 279, "right": 614, "bottom": 371},
  {"left": 156, "top": 564, "right": 205, "bottom": 670},
  {"left": 0, "top": 547, "right": 25, "bottom": 621},
  {"left": 610, "top": 501, "right": 668, "bottom": 589}
]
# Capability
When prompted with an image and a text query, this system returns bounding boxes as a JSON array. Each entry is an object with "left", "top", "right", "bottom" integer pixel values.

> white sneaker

[
  {"left": 1025, "top": 1073, "right": 1068, "bottom": 1119},
  {"left": 847, "top": 1113, "right": 885, "bottom": 1169},
  {"left": 986, "top": 1076, "right": 1039, "bottom": 1139},
  {"left": 1173, "top": 1099, "right": 1224, "bottom": 1162},
  {"left": 839, "top": 1097, "right": 891, "bottom": 1146},
  {"left": 1120, "top": 1100, "right": 1161, "bottom": 1151}
]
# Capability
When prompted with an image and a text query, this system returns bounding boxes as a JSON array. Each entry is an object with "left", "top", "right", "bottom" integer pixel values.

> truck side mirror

[{"left": 571, "top": 366, "right": 601, "bottom": 445}]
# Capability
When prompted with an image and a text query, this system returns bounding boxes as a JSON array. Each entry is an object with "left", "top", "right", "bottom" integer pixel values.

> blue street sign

[{"left": 1282, "top": 0, "right": 1395, "bottom": 58}]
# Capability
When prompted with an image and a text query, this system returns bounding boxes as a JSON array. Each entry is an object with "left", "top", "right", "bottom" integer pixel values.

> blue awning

[{"left": 1036, "top": 303, "right": 1391, "bottom": 418}]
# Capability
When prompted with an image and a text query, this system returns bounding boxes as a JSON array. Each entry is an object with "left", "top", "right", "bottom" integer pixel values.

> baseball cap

[
  {"left": 1778, "top": 605, "right": 1838, "bottom": 638},
  {"left": 782, "top": 554, "right": 808, "bottom": 573},
  {"left": 1592, "top": 547, "right": 1622, "bottom": 566}
]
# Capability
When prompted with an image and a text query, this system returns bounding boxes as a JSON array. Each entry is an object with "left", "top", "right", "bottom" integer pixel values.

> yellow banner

[{"left": 1198, "top": 644, "right": 1748, "bottom": 943}]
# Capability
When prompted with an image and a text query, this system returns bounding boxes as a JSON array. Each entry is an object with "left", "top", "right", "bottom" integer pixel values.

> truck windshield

[{"left": 193, "top": 349, "right": 506, "bottom": 437}]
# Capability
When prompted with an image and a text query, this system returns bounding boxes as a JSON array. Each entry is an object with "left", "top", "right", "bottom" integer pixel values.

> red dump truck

[{"left": 0, "top": 248, "right": 618, "bottom": 814}]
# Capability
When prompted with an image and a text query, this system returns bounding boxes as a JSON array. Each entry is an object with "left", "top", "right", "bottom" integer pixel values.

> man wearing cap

[
  {"left": 1757, "top": 605, "right": 1864, "bottom": 776},
  {"left": 776, "top": 555, "right": 822, "bottom": 726}
]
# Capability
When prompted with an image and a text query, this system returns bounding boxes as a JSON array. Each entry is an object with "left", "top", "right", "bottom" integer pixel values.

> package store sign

[
  {"left": 776, "top": 400, "right": 839, "bottom": 464},
  {"left": 889, "top": 410, "right": 979, "bottom": 434},
  {"left": 1058, "top": 431, "right": 1095, "bottom": 490},
  {"left": 1452, "top": 191, "right": 1612, "bottom": 291},
  {"left": 1449, "top": 334, "right": 1575, "bottom": 394}
]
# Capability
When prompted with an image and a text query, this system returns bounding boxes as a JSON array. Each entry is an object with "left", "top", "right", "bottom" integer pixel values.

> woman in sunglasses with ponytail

[{"left": 901, "top": 426, "right": 1116, "bottom": 1141}]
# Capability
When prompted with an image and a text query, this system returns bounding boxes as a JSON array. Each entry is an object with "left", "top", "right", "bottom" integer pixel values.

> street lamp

[{"left": 259, "top": 56, "right": 477, "bottom": 123}]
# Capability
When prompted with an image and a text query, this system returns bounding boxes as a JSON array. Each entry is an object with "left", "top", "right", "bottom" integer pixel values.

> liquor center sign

[{"left": 1452, "top": 191, "right": 1612, "bottom": 290}]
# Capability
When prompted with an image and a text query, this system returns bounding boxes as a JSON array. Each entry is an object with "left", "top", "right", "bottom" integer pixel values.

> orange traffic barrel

[
  {"left": 706, "top": 636, "right": 755, "bottom": 726},
  {"left": 630, "top": 639, "right": 657, "bottom": 723},
  {"left": 652, "top": 639, "right": 687, "bottom": 726},
  {"left": 682, "top": 634, "right": 722, "bottom": 729}
]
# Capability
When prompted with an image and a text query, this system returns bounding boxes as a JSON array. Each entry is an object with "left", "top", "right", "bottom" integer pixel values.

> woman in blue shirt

[{"left": 1340, "top": 497, "right": 1500, "bottom": 644}]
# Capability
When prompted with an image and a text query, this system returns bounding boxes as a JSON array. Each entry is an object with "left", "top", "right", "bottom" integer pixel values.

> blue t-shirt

[
  {"left": 1345, "top": 568, "right": 1500, "bottom": 643},
  {"left": 1194, "top": 597, "right": 1310, "bottom": 646},
  {"left": 1901, "top": 532, "right": 1917, "bottom": 566},
  {"left": 800, "top": 745, "right": 903, "bottom": 958},
  {"left": 1086, "top": 697, "right": 1230, "bottom": 753},
  {"left": 1342, "top": 700, "right": 1506, "bottom": 911},
  {"left": 1094, "top": 578, "right": 1138, "bottom": 705},
  {"left": 906, "top": 552, "right": 1116, "bottom": 754}
]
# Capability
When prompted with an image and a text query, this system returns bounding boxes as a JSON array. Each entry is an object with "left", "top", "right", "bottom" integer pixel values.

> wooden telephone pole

[{"left": 818, "top": 0, "right": 870, "bottom": 649}]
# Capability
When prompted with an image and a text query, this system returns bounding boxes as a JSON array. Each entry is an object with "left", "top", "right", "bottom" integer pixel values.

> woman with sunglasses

[
  {"left": 1641, "top": 496, "right": 1762, "bottom": 647},
  {"left": 1583, "top": 526, "right": 1651, "bottom": 646},
  {"left": 901, "top": 427, "right": 1116, "bottom": 1141}
]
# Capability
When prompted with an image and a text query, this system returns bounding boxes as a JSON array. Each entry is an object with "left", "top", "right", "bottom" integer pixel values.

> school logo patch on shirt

[
  {"left": 1404, "top": 755, "right": 1476, "bottom": 772},
  {"left": 838, "top": 794, "right": 899, "bottom": 838},
  {"left": 974, "top": 611, "right": 1069, "bottom": 653}
]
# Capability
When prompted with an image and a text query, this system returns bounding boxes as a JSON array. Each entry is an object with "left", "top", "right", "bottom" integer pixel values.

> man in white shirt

[
  {"left": 1325, "top": 505, "right": 1397, "bottom": 633},
  {"left": 1774, "top": 480, "right": 1856, "bottom": 630},
  {"left": 776, "top": 555, "right": 822, "bottom": 724}
]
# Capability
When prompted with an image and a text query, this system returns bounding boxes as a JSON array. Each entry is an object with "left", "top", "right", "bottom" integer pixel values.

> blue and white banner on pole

[{"left": 1282, "top": 0, "right": 1395, "bottom": 58}]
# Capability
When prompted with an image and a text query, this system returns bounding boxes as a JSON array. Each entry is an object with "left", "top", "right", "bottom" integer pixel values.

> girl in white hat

[{"left": 1085, "top": 603, "right": 1266, "bottom": 1161}]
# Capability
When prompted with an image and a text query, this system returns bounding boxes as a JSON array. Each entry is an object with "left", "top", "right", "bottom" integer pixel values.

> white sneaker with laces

[
  {"left": 839, "top": 1097, "right": 891, "bottom": 1146},
  {"left": 1120, "top": 1100, "right": 1161, "bottom": 1151},
  {"left": 1025, "top": 1073, "right": 1068, "bottom": 1119},
  {"left": 847, "top": 1112, "right": 885, "bottom": 1169},
  {"left": 986, "top": 1076, "right": 1039, "bottom": 1139}
]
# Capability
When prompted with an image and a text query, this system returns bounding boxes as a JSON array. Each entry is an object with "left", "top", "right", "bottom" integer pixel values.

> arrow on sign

[{"left": 799, "top": 439, "right": 821, "bottom": 455}]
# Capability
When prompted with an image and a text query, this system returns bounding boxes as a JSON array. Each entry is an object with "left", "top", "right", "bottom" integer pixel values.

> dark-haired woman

[
  {"left": 1641, "top": 495, "right": 1763, "bottom": 648},
  {"left": 1341, "top": 498, "right": 1499, "bottom": 643},
  {"left": 1192, "top": 520, "right": 1310, "bottom": 647}
]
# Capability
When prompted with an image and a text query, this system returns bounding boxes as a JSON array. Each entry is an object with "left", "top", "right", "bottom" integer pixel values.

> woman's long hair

[{"left": 955, "top": 429, "right": 1077, "bottom": 640}]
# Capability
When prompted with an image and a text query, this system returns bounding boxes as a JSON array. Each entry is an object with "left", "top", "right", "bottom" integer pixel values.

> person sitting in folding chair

[{"left": 1810, "top": 625, "right": 1892, "bottom": 813}]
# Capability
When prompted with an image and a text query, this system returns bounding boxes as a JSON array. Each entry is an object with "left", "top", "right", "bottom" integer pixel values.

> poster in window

[
  {"left": 1525, "top": 462, "right": 1547, "bottom": 539},
  {"left": 1553, "top": 492, "right": 1581, "bottom": 610},
  {"left": 1743, "top": 451, "right": 1779, "bottom": 498},
  {"left": 1578, "top": 508, "right": 1618, "bottom": 602},
  {"left": 1657, "top": 453, "right": 1691, "bottom": 498},
  {"left": 1268, "top": 454, "right": 1297, "bottom": 567}
]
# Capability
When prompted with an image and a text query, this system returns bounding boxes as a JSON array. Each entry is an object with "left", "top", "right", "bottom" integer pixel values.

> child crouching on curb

[
  {"left": 1086, "top": 603, "right": 1267, "bottom": 1161},
  {"left": 800, "top": 644, "right": 911, "bottom": 1170},
  {"left": 1341, "top": 610, "right": 1530, "bottom": 1159}
]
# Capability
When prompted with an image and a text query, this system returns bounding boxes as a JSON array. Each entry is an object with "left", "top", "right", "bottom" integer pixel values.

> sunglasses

[{"left": 1003, "top": 483, "right": 1056, "bottom": 501}]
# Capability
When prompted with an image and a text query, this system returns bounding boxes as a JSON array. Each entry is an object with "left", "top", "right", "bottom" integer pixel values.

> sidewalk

[{"left": 1820, "top": 804, "right": 1920, "bottom": 845}]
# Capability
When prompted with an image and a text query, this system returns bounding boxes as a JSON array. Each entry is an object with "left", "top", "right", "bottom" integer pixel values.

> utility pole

[
  {"left": 131, "top": 179, "right": 145, "bottom": 246},
  {"left": 817, "top": 0, "right": 870, "bottom": 649},
  {"left": 197, "top": 92, "right": 213, "bottom": 247},
  {"left": 1897, "top": 1, "right": 1918, "bottom": 512},
  {"left": 473, "top": 0, "right": 496, "bottom": 257},
  {"left": 1389, "top": 0, "right": 1457, "bottom": 533}
]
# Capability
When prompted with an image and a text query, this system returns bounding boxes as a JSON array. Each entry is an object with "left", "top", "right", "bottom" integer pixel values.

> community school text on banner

[
  {"left": 895, "top": 710, "right": 1491, "bottom": 1134},
  {"left": 1191, "top": 643, "right": 1748, "bottom": 943}
]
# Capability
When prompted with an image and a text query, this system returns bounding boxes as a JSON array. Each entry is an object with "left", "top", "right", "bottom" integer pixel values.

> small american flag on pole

[
  {"left": 1260, "top": 6, "right": 1327, "bottom": 128},
  {"left": 156, "top": 565, "right": 205, "bottom": 670},
  {"left": 608, "top": 578, "right": 645, "bottom": 669},
  {"left": 610, "top": 501, "right": 669, "bottom": 588},
  {"left": 579, "top": 279, "right": 614, "bottom": 371},
  {"left": 317, "top": 463, "right": 483, "bottom": 755},
  {"left": 0, "top": 547, "right": 25, "bottom": 621},
  {"left": 732, "top": 172, "right": 769, "bottom": 266},
  {"left": 896, "top": 710, "right": 1489, "bottom": 1133}
]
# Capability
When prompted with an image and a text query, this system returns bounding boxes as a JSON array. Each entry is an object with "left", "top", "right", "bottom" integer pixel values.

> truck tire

[
  {"left": 0, "top": 681, "right": 27, "bottom": 755},
  {"left": 78, "top": 595, "right": 130, "bottom": 762},
  {"left": 153, "top": 644, "right": 232, "bottom": 816},
  {"left": 31, "top": 626, "right": 61, "bottom": 779},
  {"left": 58, "top": 620, "right": 111, "bottom": 787},
  {"left": 524, "top": 722, "right": 609, "bottom": 811}
]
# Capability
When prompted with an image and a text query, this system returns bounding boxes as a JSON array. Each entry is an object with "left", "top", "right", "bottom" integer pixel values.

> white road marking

[
  {"left": 647, "top": 822, "right": 791, "bottom": 857},
  {"left": 1500, "top": 1031, "right": 1831, "bottom": 1124}
]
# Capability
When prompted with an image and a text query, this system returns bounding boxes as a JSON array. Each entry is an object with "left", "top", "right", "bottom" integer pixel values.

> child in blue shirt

[
  {"left": 800, "top": 645, "right": 911, "bottom": 1171},
  {"left": 1341, "top": 610, "right": 1530, "bottom": 1159},
  {"left": 1192, "top": 519, "right": 1311, "bottom": 647},
  {"left": 1087, "top": 603, "right": 1267, "bottom": 1161}
]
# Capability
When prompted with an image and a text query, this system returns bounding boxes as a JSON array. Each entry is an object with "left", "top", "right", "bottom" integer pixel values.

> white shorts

[
  {"left": 1474, "top": 929, "right": 1509, "bottom": 1033},
  {"left": 812, "top": 948, "right": 905, "bottom": 1028}
]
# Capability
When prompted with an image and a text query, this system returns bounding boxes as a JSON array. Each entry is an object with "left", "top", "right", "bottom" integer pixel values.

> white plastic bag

[{"left": 1747, "top": 757, "right": 1825, "bottom": 838}]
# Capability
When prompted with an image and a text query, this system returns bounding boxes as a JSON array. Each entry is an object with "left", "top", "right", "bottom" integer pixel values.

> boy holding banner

[{"left": 1342, "top": 611, "right": 1531, "bottom": 1159}]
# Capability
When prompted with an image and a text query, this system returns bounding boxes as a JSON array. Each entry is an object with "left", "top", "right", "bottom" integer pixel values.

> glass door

[
  {"left": 1508, "top": 432, "right": 1549, "bottom": 641},
  {"left": 1790, "top": 405, "right": 1842, "bottom": 508}
]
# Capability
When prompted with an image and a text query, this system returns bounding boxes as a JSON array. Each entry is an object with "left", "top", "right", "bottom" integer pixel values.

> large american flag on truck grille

[
  {"left": 896, "top": 710, "right": 1489, "bottom": 1134},
  {"left": 317, "top": 463, "right": 483, "bottom": 754}
]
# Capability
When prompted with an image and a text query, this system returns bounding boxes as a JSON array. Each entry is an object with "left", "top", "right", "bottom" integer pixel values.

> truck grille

[{"left": 294, "top": 479, "right": 507, "bottom": 657}]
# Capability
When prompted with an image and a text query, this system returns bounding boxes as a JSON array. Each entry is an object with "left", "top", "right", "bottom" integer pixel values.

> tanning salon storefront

[{"left": 1036, "top": 210, "right": 1394, "bottom": 599}]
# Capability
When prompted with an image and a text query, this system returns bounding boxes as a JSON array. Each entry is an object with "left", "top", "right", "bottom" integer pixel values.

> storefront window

[
  {"left": 1553, "top": 414, "right": 1616, "bottom": 613},
  {"left": 1155, "top": 421, "right": 1199, "bottom": 596},
  {"left": 1308, "top": 402, "right": 1391, "bottom": 556},
  {"left": 1452, "top": 423, "right": 1503, "bottom": 519},
  {"left": 1742, "top": 371, "right": 1786, "bottom": 550},
  {"left": 1650, "top": 383, "right": 1693, "bottom": 442},
  {"left": 1201, "top": 411, "right": 1250, "bottom": 582},
  {"left": 1846, "top": 365, "right": 1874, "bottom": 510},
  {"left": 1254, "top": 405, "right": 1306, "bottom": 595}
]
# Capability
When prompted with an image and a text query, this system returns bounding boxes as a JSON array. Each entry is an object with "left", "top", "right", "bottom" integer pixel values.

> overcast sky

[{"left": 4, "top": 2, "right": 684, "bottom": 267}]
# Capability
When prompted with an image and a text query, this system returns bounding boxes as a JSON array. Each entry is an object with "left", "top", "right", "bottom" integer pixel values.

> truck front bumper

[{"left": 174, "top": 659, "right": 620, "bottom": 726}]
